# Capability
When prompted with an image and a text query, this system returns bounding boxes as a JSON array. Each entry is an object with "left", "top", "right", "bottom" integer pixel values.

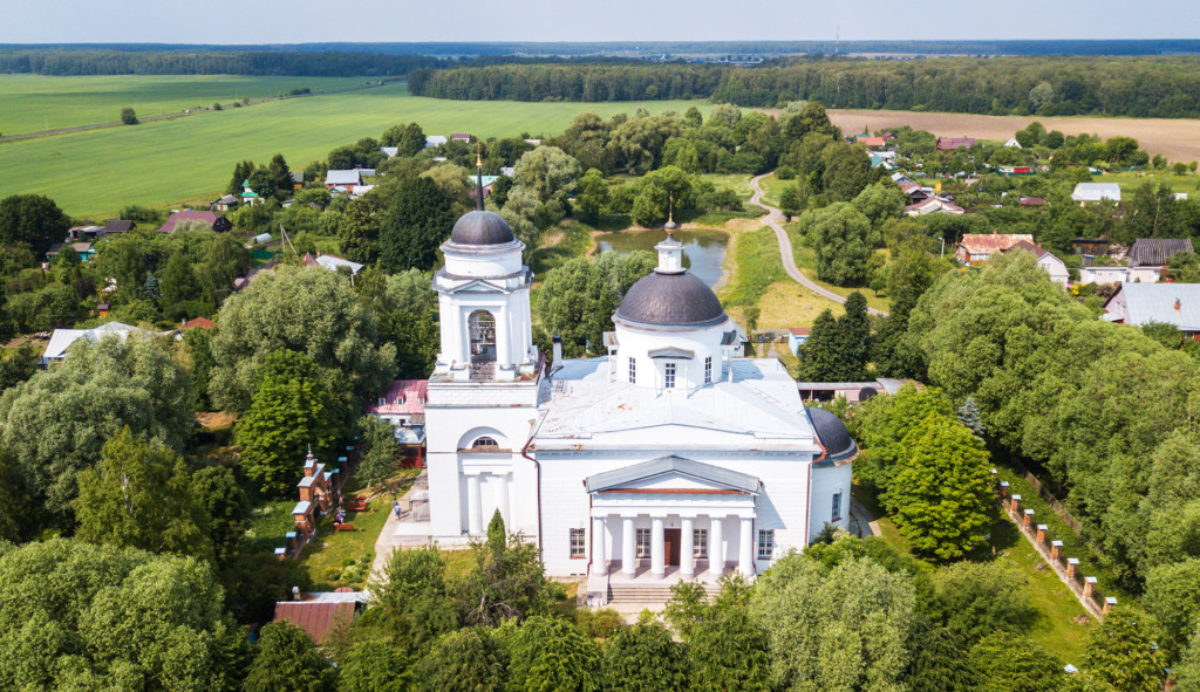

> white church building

[{"left": 406, "top": 202, "right": 855, "bottom": 603}]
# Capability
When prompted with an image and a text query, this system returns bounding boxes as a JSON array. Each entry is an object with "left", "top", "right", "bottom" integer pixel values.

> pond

[{"left": 593, "top": 229, "right": 729, "bottom": 287}]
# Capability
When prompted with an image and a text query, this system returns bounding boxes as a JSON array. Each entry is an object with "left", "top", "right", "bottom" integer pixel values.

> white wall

[{"left": 808, "top": 463, "right": 853, "bottom": 541}]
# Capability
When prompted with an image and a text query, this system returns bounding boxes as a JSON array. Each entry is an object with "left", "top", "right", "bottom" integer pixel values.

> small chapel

[{"left": 411, "top": 169, "right": 856, "bottom": 604}]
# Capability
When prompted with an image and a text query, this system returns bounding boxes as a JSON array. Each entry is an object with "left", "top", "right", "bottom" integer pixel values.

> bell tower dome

[{"left": 431, "top": 154, "right": 537, "bottom": 382}]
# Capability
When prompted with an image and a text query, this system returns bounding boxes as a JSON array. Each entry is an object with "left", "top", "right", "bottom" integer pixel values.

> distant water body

[{"left": 593, "top": 229, "right": 728, "bottom": 288}]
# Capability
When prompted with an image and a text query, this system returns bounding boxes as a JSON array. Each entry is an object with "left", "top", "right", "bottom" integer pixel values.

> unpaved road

[{"left": 750, "top": 172, "right": 888, "bottom": 317}]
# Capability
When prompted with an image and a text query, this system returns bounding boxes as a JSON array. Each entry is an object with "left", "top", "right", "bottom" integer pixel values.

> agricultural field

[
  {"left": 0, "top": 80, "right": 706, "bottom": 218},
  {"left": 820, "top": 108, "right": 1200, "bottom": 163},
  {"left": 0, "top": 74, "right": 372, "bottom": 135}
]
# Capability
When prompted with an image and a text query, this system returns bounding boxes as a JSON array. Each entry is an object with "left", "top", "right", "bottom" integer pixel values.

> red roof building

[
  {"left": 937, "top": 137, "right": 976, "bottom": 151},
  {"left": 272, "top": 592, "right": 365, "bottom": 644},
  {"left": 158, "top": 210, "right": 226, "bottom": 233},
  {"left": 956, "top": 233, "right": 1034, "bottom": 264},
  {"left": 367, "top": 379, "right": 429, "bottom": 464},
  {"left": 180, "top": 317, "right": 216, "bottom": 330}
]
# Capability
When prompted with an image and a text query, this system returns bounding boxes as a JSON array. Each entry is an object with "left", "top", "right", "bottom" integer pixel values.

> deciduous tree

[
  {"left": 806, "top": 202, "right": 872, "bottom": 286},
  {"left": 244, "top": 621, "right": 337, "bottom": 692}
]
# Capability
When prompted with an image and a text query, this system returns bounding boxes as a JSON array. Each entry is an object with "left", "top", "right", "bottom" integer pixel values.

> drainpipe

[{"left": 520, "top": 434, "right": 543, "bottom": 556}]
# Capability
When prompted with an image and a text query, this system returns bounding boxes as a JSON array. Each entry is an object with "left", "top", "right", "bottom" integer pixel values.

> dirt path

[{"left": 750, "top": 172, "right": 888, "bottom": 317}]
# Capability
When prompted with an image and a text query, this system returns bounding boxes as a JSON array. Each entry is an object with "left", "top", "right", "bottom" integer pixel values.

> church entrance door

[{"left": 664, "top": 529, "right": 681, "bottom": 566}]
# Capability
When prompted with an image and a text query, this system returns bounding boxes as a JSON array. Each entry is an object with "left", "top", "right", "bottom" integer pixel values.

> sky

[{"left": 2, "top": 0, "right": 1199, "bottom": 44}]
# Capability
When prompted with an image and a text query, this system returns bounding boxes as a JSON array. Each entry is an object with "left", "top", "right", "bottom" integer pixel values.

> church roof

[
  {"left": 532, "top": 357, "right": 821, "bottom": 454},
  {"left": 615, "top": 271, "right": 727, "bottom": 328},
  {"left": 585, "top": 455, "right": 761, "bottom": 494},
  {"left": 449, "top": 210, "right": 515, "bottom": 246}
]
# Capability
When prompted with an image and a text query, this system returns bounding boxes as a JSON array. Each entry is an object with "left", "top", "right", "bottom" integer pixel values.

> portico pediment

[{"left": 585, "top": 456, "right": 761, "bottom": 495}]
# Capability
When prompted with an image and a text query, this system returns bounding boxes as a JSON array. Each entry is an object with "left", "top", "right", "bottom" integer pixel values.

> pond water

[{"left": 593, "top": 229, "right": 729, "bottom": 287}]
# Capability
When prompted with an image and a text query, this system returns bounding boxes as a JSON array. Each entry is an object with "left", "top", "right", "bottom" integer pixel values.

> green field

[
  {"left": 1092, "top": 170, "right": 1200, "bottom": 195},
  {"left": 0, "top": 74, "right": 373, "bottom": 135},
  {"left": 0, "top": 80, "right": 707, "bottom": 218}
]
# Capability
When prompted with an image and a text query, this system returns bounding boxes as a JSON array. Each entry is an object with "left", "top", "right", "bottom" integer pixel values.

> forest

[
  {"left": 411, "top": 56, "right": 1200, "bottom": 118},
  {"left": 0, "top": 49, "right": 442, "bottom": 77}
]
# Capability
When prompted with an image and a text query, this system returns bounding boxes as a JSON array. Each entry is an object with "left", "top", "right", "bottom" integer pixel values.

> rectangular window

[
  {"left": 636, "top": 528, "right": 652, "bottom": 557},
  {"left": 628, "top": 357, "right": 636, "bottom": 384},
  {"left": 569, "top": 528, "right": 586, "bottom": 558},
  {"left": 664, "top": 362, "right": 676, "bottom": 389},
  {"left": 704, "top": 356, "right": 712, "bottom": 384},
  {"left": 693, "top": 529, "right": 708, "bottom": 558},
  {"left": 831, "top": 491, "right": 843, "bottom": 522},
  {"left": 757, "top": 529, "right": 775, "bottom": 560}
]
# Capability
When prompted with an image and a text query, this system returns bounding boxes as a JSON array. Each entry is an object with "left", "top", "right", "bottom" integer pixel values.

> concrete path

[
  {"left": 369, "top": 470, "right": 436, "bottom": 581},
  {"left": 749, "top": 172, "right": 888, "bottom": 317}
]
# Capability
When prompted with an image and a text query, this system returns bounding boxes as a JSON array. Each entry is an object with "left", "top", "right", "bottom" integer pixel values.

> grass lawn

[
  {"left": 0, "top": 80, "right": 708, "bottom": 218},
  {"left": 0, "top": 74, "right": 372, "bottom": 135},
  {"left": 1092, "top": 170, "right": 1200, "bottom": 195},
  {"left": 757, "top": 172, "right": 791, "bottom": 208},
  {"left": 853, "top": 483, "right": 1093, "bottom": 664},
  {"left": 243, "top": 467, "right": 423, "bottom": 591}
]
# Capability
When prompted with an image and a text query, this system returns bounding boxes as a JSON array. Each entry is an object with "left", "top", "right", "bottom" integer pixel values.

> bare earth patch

[
  {"left": 760, "top": 108, "right": 1200, "bottom": 162},
  {"left": 195, "top": 411, "right": 236, "bottom": 429}
]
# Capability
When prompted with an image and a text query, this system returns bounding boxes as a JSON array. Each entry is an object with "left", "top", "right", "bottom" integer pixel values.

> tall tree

[
  {"left": 0, "top": 335, "right": 192, "bottom": 519},
  {"left": 267, "top": 153, "right": 292, "bottom": 198},
  {"left": 0, "top": 539, "right": 245, "bottom": 690},
  {"left": 0, "top": 193, "right": 70, "bottom": 257},
  {"left": 243, "top": 621, "right": 337, "bottom": 692},
  {"left": 192, "top": 464, "right": 249, "bottom": 566},
  {"left": 806, "top": 202, "right": 873, "bottom": 286},
  {"left": 74, "top": 428, "right": 213, "bottom": 562},
  {"left": 538, "top": 252, "right": 655, "bottom": 357},
  {"left": 967, "top": 632, "right": 1063, "bottom": 692},
  {"left": 369, "top": 546, "right": 459, "bottom": 654},
  {"left": 1083, "top": 605, "right": 1165, "bottom": 691},
  {"left": 883, "top": 412, "right": 994, "bottom": 561},
  {"left": 379, "top": 176, "right": 455, "bottom": 271},
  {"left": 209, "top": 265, "right": 396, "bottom": 413},
  {"left": 795, "top": 295, "right": 871, "bottom": 382},
  {"left": 600, "top": 616, "right": 690, "bottom": 691},
  {"left": 413, "top": 628, "right": 507, "bottom": 692},
  {"left": 227, "top": 160, "right": 255, "bottom": 195},
  {"left": 505, "top": 616, "right": 599, "bottom": 691},
  {"left": 457, "top": 511, "right": 552, "bottom": 627},
  {"left": 235, "top": 349, "right": 340, "bottom": 496}
]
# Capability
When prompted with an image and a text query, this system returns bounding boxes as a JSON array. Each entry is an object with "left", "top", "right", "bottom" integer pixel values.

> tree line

[
  {"left": 0, "top": 49, "right": 441, "bottom": 77},
  {"left": 411, "top": 55, "right": 1200, "bottom": 118}
]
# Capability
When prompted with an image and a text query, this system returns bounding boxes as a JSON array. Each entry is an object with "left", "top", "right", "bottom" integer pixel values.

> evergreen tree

[
  {"left": 956, "top": 397, "right": 987, "bottom": 439},
  {"left": 227, "top": 160, "right": 255, "bottom": 195},
  {"left": 505, "top": 616, "right": 599, "bottom": 691},
  {"left": 837, "top": 291, "right": 871, "bottom": 378},
  {"left": 967, "top": 632, "right": 1063, "bottom": 692},
  {"left": 143, "top": 270, "right": 160, "bottom": 302},
  {"left": 267, "top": 154, "right": 292, "bottom": 198},
  {"left": 379, "top": 177, "right": 455, "bottom": 271},
  {"left": 413, "top": 628, "right": 507, "bottom": 691},
  {"left": 796, "top": 296, "right": 871, "bottom": 382},
  {"left": 600, "top": 616, "right": 691, "bottom": 691},
  {"left": 883, "top": 412, "right": 994, "bottom": 561},
  {"left": 1084, "top": 605, "right": 1166, "bottom": 691},
  {"left": 796, "top": 309, "right": 842, "bottom": 381},
  {"left": 243, "top": 621, "right": 337, "bottom": 692},
  {"left": 234, "top": 349, "right": 340, "bottom": 496}
]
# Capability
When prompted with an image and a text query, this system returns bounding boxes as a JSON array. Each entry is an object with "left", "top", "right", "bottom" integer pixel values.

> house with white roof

[
  {"left": 1103, "top": 283, "right": 1200, "bottom": 337},
  {"left": 41, "top": 322, "right": 153, "bottom": 366},
  {"left": 1072, "top": 182, "right": 1122, "bottom": 204},
  {"left": 394, "top": 192, "right": 856, "bottom": 606},
  {"left": 425, "top": 135, "right": 448, "bottom": 149},
  {"left": 303, "top": 252, "right": 364, "bottom": 276}
]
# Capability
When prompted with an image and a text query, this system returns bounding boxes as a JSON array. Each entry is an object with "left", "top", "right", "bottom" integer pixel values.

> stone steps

[{"left": 607, "top": 581, "right": 720, "bottom": 604}]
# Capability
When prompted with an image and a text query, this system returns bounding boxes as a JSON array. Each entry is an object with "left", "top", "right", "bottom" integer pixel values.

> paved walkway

[{"left": 749, "top": 172, "right": 888, "bottom": 317}]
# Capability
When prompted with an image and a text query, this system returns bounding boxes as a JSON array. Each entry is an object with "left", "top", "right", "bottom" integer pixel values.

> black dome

[
  {"left": 807, "top": 407, "right": 857, "bottom": 462},
  {"left": 450, "top": 210, "right": 515, "bottom": 246},
  {"left": 616, "top": 272, "right": 727, "bottom": 327}
]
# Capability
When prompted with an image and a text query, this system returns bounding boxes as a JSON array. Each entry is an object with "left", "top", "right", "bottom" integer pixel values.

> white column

[
  {"left": 592, "top": 516, "right": 607, "bottom": 576},
  {"left": 681, "top": 517, "right": 695, "bottom": 579},
  {"left": 710, "top": 516, "right": 724, "bottom": 577},
  {"left": 622, "top": 516, "right": 636, "bottom": 575},
  {"left": 651, "top": 516, "right": 665, "bottom": 577},
  {"left": 494, "top": 473, "right": 510, "bottom": 527},
  {"left": 739, "top": 516, "right": 754, "bottom": 577},
  {"left": 496, "top": 306, "right": 511, "bottom": 367},
  {"left": 467, "top": 473, "right": 483, "bottom": 535}
]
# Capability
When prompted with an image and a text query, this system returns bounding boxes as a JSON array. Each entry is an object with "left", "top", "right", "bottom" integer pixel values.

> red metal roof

[
  {"left": 158, "top": 210, "right": 222, "bottom": 233},
  {"left": 273, "top": 601, "right": 355, "bottom": 644},
  {"left": 367, "top": 379, "right": 428, "bottom": 415},
  {"left": 181, "top": 317, "right": 216, "bottom": 330},
  {"left": 789, "top": 328, "right": 811, "bottom": 336},
  {"left": 958, "top": 233, "right": 1034, "bottom": 254}
]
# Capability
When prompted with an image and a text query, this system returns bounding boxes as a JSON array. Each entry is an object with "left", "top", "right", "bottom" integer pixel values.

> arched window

[
  {"left": 472, "top": 436, "right": 499, "bottom": 449},
  {"left": 468, "top": 310, "right": 496, "bottom": 363}
]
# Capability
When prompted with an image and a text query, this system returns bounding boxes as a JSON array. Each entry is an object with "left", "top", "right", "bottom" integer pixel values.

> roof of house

[
  {"left": 291, "top": 172, "right": 305, "bottom": 183},
  {"left": 788, "top": 327, "right": 811, "bottom": 337},
  {"left": 313, "top": 253, "right": 364, "bottom": 275},
  {"left": 906, "top": 197, "right": 964, "bottom": 216},
  {"left": 1128, "top": 238, "right": 1194, "bottom": 267},
  {"left": 937, "top": 136, "right": 976, "bottom": 150},
  {"left": 1072, "top": 182, "right": 1122, "bottom": 202},
  {"left": 450, "top": 133, "right": 471, "bottom": 140},
  {"left": 42, "top": 322, "right": 150, "bottom": 361},
  {"left": 958, "top": 233, "right": 1034, "bottom": 254},
  {"left": 425, "top": 135, "right": 448, "bottom": 147},
  {"left": 1019, "top": 197, "right": 1046, "bottom": 206},
  {"left": 1105, "top": 283, "right": 1200, "bottom": 331},
  {"left": 1004, "top": 240, "right": 1049, "bottom": 259},
  {"left": 857, "top": 136, "right": 887, "bottom": 148},
  {"left": 368, "top": 379, "right": 428, "bottom": 416},
  {"left": 379, "top": 146, "right": 399, "bottom": 158},
  {"left": 104, "top": 219, "right": 134, "bottom": 233},
  {"left": 272, "top": 596, "right": 362, "bottom": 644},
  {"left": 181, "top": 317, "right": 216, "bottom": 330},
  {"left": 324, "top": 169, "right": 363, "bottom": 186},
  {"left": 159, "top": 210, "right": 221, "bottom": 233},
  {"left": 216, "top": 194, "right": 238, "bottom": 204}
]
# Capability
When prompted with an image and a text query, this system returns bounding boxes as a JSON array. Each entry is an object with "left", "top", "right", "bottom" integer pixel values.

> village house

[
  {"left": 1127, "top": 238, "right": 1193, "bottom": 283},
  {"left": 796, "top": 378, "right": 921, "bottom": 403},
  {"left": 324, "top": 169, "right": 366, "bottom": 189},
  {"left": 391, "top": 191, "right": 856, "bottom": 606},
  {"left": 210, "top": 194, "right": 239, "bottom": 212},
  {"left": 1003, "top": 240, "right": 1069, "bottom": 285},
  {"left": 955, "top": 233, "right": 1034, "bottom": 264},
  {"left": 1103, "top": 283, "right": 1200, "bottom": 337},
  {"left": 450, "top": 133, "right": 472, "bottom": 143},
  {"left": 367, "top": 379, "right": 428, "bottom": 467},
  {"left": 158, "top": 210, "right": 231, "bottom": 234},
  {"left": 1072, "top": 182, "right": 1122, "bottom": 204},
  {"left": 787, "top": 328, "right": 810, "bottom": 355},
  {"left": 272, "top": 591, "right": 366, "bottom": 645},
  {"left": 291, "top": 172, "right": 305, "bottom": 190},
  {"left": 103, "top": 219, "right": 134, "bottom": 235},
  {"left": 937, "top": 136, "right": 976, "bottom": 151},
  {"left": 905, "top": 197, "right": 964, "bottom": 217},
  {"left": 302, "top": 252, "right": 364, "bottom": 276},
  {"left": 40, "top": 321, "right": 153, "bottom": 366},
  {"left": 425, "top": 135, "right": 448, "bottom": 148}
]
